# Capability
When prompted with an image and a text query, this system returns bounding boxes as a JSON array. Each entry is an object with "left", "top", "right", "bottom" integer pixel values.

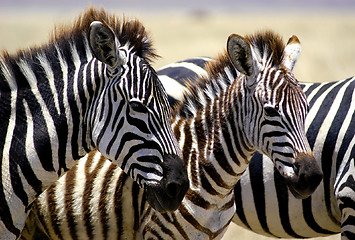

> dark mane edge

[
  {"left": 1, "top": 6, "right": 159, "bottom": 63},
  {"left": 244, "top": 30, "right": 286, "bottom": 67}
]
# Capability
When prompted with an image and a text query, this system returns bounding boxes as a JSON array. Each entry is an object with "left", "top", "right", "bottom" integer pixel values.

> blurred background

[{"left": 1, "top": 0, "right": 354, "bottom": 239}]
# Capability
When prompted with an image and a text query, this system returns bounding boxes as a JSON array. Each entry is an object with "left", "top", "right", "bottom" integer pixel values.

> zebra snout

[
  {"left": 166, "top": 180, "right": 184, "bottom": 198},
  {"left": 161, "top": 154, "right": 189, "bottom": 200},
  {"left": 288, "top": 152, "right": 323, "bottom": 199},
  {"left": 145, "top": 154, "right": 189, "bottom": 212}
]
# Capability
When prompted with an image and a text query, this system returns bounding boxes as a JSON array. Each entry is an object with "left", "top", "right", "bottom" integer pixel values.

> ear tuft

[
  {"left": 89, "top": 21, "right": 118, "bottom": 67},
  {"left": 227, "top": 34, "right": 255, "bottom": 77}
]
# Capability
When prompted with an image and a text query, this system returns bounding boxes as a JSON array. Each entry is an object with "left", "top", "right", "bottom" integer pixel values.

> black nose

[
  {"left": 291, "top": 153, "right": 323, "bottom": 198},
  {"left": 162, "top": 154, "right": 189, "bottom": 201},
  {"left": 145, "top": 154, "right": 189, "bottom": 212}
]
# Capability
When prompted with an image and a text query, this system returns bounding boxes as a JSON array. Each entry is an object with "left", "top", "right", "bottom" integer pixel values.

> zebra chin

[
  {"left": 144, "top": 154, "right": 189, "bottom": 212},
  {"left": 284, "top": 152, "right": 323, "bottom": 199}
]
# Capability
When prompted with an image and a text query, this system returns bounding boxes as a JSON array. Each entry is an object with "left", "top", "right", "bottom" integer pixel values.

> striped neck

[
  {"left": 162, "top": 66, "right": 255, "bottom": 239},
  {"left": 171, "top": 63, "right": 256, "bottom": 197}
]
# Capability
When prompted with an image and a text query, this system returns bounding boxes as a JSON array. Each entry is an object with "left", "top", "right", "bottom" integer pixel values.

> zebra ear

[
  {"left": 227, "top": 34, "right": 258, "bottom": 78},
  {"left": 89, "top": 21, "right": 123, "bottom": 67},
  {"left": 282, "top": 35, "right": 301, "bottom": 71}
]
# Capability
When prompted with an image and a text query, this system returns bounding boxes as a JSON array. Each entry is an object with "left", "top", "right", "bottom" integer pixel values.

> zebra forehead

[{"left": 258, "top": 71, "right": 304, "bottom": 106}]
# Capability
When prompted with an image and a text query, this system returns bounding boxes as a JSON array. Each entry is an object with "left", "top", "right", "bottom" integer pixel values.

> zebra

[
  {"left": 158, "top": 57, "right": 355, "bottom": 239},
  {"left": 0, "top": 7, "right": 189, "bottom": 239},
  {"left": 21, "top": 31, "right": 323, "bottom": 240}
]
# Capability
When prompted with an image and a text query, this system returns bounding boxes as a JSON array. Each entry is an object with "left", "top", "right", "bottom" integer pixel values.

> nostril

[
  {"left": 310, "top": 170, "right": 323, "bottom": 186},
  {"left": 166, "top": 182, "right": 180, "bottom": 198}
]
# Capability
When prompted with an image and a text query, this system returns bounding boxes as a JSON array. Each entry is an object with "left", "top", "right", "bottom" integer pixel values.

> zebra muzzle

[
  {"left": 145, "top": 154, "right": 189, "bottom": 212},
  {"left": 286, "top": 152, "right": 323, "bottom": 199}
]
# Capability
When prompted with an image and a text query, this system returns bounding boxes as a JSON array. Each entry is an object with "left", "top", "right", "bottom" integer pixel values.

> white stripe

[
  {"left": 159, "top": 75, "right": 188, "bottom": 101},
  {"left": 53, "top": 173, "right": 71, "bottom": 239},
  {"left": 312, "top": 79, "right": 353, "bottom": 159},
  {"left": 88, "top": 151, "right": 103, "bottom": 173},
  {"left": 333, "top": 79, "right": 355, "bottom": 161},
  {"left": 224, "top": 66, "right": 235, "bottom": 84},
  {"left": 18, "top": 60, "right": 60, "bottom": 174},
  {"left": 106, "top": 165, "right": 122, "bottom": 239},
  {"left": 82, "top": 34, "right": 93, "bottom": 102},
  {"left": 300, "top": 82, "right": 313, "bottom": 93},
  {"left": 37, "top": 53, "right": 61, "bottom": 115},
  {"left": 23, "top": 100, "right": 58, "bottom": 190},
  {"left": 82, "top": 32, "right": 93, "bottom": 61},
  {"left": 89, "top": 159, "right": 112, "bottom": 237},
  {"left": 0, "top": 61, "right": 27, "bottom": 231},
  {"left": 71, "top": 42, "right": 85, "bottom": 157},
  {"left": 305, "top": 80, "right": 343, "bottom": 131},
  {"left": 0, "top": 60, "right": 17, "bottom": 90},
  {"left": 55, "top": 45, "right": 73, "bottom": 165},
  {"left": 335, "top": 83, "right": 355, "bottom": 184},
  {"left": 158, "top": 61, "right": 208, "bottom": 77}
]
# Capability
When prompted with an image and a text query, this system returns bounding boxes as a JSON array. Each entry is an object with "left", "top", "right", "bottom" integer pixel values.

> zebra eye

[
  {"left": 264, "top": 105, "right": 279, "bottom": 117},
  {"left": 129, "top": 101, "right": 148, "bottom": 113}
]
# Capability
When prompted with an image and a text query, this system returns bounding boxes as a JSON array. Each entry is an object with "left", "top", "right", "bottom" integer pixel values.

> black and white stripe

[
  {"left": 21, "top": 31, "right": 322, "bottom": 240},
  {"left": 233, "top": 77, "right": 355, "bottom": 240},
  {"left": 157, "top": 57, "right": 355, "bottom": 239},
  {"left": 0, "top": 8, "right": 187, "bottom": 239}
]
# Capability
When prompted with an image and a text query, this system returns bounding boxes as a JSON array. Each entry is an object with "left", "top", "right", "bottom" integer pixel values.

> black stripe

[
  {"left": 249, "top": 152, "right": 271, "bottom": 234},
  {"left": 177, "top": 57, "right": 210, "bottom": 68},
  {"left": 47, "top": 182, "right": 65, "bottom": 240},
  {"left": 132, "top": 179, "right": 141, "bottom": 233},
  {"left": 321, "top": 81, "right": 354, "bottom": 226},
  {"left": 234, "top": 181, "right": 251, "bottom": 229},
  {"left": 0, "top": 64, "right": 22, "bottom": 237},
  {"left": 273, "top": 168, "right": 303, "bottom": 238},
  {"left": 65, "top": 165, "right": 79, "bottom": 240},
  {"left": 126, "top": 109, "right": 150, "bottom": 135},
  {"left": 307, "top": 81, "right": 338, "bottom": 108},
  {"left": 25, "top": 91, "right": 55, "bottom": 172},
  {"left": 300, "top": 82, "right": 320, "bottom": 96},
  {"left": 0, "top": 184, "right": 20, "bottom": 236},
  {"left": 119, "top": 134, "right": 160, "bottom": 169},
  {"left": 99, "top": 163, "right": 116, "bottom": 239},
  {"left": 106, "top": 117, "right": 124, "bottom": 155},
  {"left": 302, "top": 196, "right": 337, "bottom": 235},
  {"left": 114, "top": 171, "right": 126, "bottom": 240},
  {"left": 335, "top": 78, "right": 355, "bottom": 173},
  {"left": 83, "top": 157, "right": 106, "bottom": 239},
  {"left": 50, "top": 49, "right": 70, "bottom": 175}
]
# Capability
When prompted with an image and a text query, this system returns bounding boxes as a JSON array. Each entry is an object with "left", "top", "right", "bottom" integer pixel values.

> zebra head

[
  {"left": 227, "top": 32, "right": 323, "bottom": 199},
  {"left": 87, "top": 21, "right": 188, "bottom": 212}
]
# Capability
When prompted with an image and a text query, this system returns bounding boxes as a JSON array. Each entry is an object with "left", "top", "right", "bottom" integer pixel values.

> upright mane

[
  {"left": 174, "top": 31, "right": 287, "bottom": 117},
  {"left": 245, "top": 30, "right": 285, "bottom": 67},
  {"left": 1, "top": 7, "right": 158, "bottom": 64}
]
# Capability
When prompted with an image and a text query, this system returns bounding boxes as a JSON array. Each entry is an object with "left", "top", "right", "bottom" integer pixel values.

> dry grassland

[{"left": 1, "top": 9, "right": 353, "bottom": 240}]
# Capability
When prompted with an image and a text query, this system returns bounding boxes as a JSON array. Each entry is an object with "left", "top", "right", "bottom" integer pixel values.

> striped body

[
  {"left": 21, "top": 31, "right": 321, "bottom": 240},
  {"left": 234, "top": 78, "right": 355, "bottom": 240},
  {"left": 0, "top": 8, "right": 187, "bottom": 239},
  {"left": 159, "top": 57, "right": 355, "bottom": 239}
]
